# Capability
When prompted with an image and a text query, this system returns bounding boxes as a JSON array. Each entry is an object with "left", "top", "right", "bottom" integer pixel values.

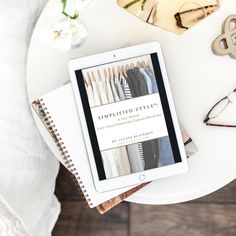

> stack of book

[{"left": 32, "top": 83, "right": 198, "bottom": 214}]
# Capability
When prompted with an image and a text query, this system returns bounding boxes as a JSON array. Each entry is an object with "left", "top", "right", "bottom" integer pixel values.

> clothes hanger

[
  {"left": 125, "top": 64, "right": 130, "bottom": 72},
  {"left": 91, "top": 71, "right": 96, "bottom": 82},
  {"left": 146, "top": 59, "right": 154, "bottom": 73},
  {"left": 108, "top": 67, "right": 113, "bottom": 80},
  {"left": 141, "top": 60, "right": 146, "bottom": 68},
  {"left": 146, "top": 57, "right": 153, "bottom": 67},
  {"left": 121, "top": 65, "right": 127, "bottom": 77},
  {"left": 112, "top": 66, "right": 118, "bottom": 80},
  {"left": 130, "top": 63, "right": 135, "bottom": 69},
  {"left": 117, "top": 65, "right": 124, "bottom": 78},
  {"left": 86, "top": 72, "right": 92, "bottom": 85},
  {"left": 84, "top": 75, "right": 89, "bottom": 87},
  {"left": 136, "top": 61, "right": 142, "bottom": 68},
  {"left": 97, "top": 70, "right": 102, "bottom": 81},
  {"left": 103, "top": 68, "right": 108, "bottom": 80}
]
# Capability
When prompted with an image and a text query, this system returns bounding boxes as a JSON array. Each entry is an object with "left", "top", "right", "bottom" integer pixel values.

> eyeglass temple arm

[
  {"left": 203, "top": 96, "right": 228, "bottom": 123},
  {"left": 205, "top": 123, "right": 236, "bottom": 128}
]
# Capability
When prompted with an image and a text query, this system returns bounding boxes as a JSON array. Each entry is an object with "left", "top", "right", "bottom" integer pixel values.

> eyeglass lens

[
  {"left": 208, "top": 98, "right": 229, "bottom": 119},
  {"left": 176, "top": 2, "right": 219, "bottom": 29}
]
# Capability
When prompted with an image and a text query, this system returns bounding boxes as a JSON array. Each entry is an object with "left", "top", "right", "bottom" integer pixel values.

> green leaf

[
  {"left": 60, "top": 0, "right": 79, "bottom": 20},
  {"left": 61, "top": 0, "right": 67, "bottom": 10},
  {"left": 62, "top": 11, "right": 79, "bottom": 20}
]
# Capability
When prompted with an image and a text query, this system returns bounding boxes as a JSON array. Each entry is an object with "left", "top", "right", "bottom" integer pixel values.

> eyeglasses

[
  {"left": 174, "top": 2, "right": 219, "bottom": 29},
  {"left": 118, "top": 0, "right": 220, "bottom": 34},
  {"left": 203, "top": 89, "right": 236, "bottom": 127}
]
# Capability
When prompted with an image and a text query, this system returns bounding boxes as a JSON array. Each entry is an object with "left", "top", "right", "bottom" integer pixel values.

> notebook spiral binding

[{"left": 34, "top": 99, "right": 93, "bottom": 207}]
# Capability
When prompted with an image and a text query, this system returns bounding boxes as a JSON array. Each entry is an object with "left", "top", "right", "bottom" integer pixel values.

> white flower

[{"left": 40, "top": 17, "right": 88, "bottom": 52}]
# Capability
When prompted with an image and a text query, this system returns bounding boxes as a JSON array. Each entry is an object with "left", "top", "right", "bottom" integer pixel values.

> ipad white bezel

[{"left": 69, "top": 41, "right": 188, "bottom": 192}]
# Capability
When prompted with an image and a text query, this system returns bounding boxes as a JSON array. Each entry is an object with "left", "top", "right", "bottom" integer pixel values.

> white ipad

[{"left": 69, "top": 41, "right": 188, "bottom": 192}]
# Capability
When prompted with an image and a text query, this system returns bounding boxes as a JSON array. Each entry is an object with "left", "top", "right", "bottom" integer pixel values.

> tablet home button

[{"left": 139, "top": 174, "right": 146, "bottom": 181}]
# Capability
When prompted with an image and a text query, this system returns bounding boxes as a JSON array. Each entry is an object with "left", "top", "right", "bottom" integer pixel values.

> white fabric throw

[
  {"left": 0, "top": 0, "right": 60, "bottom": 235},
  {"left": 0, "top": 195, "right": 29, "bottom": 235}
]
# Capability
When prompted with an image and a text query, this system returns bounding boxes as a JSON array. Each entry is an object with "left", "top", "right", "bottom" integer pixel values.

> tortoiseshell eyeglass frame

[
  {"left": 203, "top": 89, "right": 236, "bottom": 128},
  {"left": 174, "top": 4, "right": 219, "bottom": 29}
]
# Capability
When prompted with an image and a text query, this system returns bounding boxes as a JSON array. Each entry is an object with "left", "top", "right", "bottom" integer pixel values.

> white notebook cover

[{"left": 34, "top": 83, "right": 133, "bottom": 208}]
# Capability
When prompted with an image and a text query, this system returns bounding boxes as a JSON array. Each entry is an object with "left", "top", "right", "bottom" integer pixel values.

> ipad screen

[{"left": 74, "top": 53, "right": 182, "bottom": 180}]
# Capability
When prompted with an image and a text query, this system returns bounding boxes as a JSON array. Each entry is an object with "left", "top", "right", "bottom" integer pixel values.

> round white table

[{"left": 27, "top": 0, "right": 236, "bottom": 205}]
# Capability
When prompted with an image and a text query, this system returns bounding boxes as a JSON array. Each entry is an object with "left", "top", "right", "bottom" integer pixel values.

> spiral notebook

[
  {"left": 32, "top": 83, "right": 148, "bottom": 210},
  {"left": 32, "top": 83, "right": 198, "bottom": 212}
]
